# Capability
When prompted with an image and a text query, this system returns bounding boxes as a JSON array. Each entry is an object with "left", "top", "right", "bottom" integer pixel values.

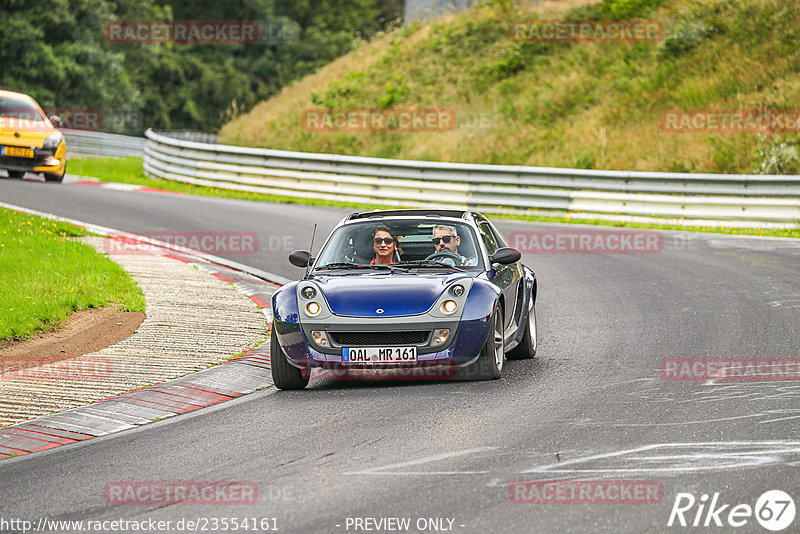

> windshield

[
  {"left": 314, "top": 219, "right": 484, "bottom": 270},
  {"left": 0, "top": 96, "right": 45, "bottom": 121}
]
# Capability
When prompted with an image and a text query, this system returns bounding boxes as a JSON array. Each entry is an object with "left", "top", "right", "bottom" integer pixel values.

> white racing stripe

[{"left": 344, "top": 447, "right": 498, "bottom": 476}]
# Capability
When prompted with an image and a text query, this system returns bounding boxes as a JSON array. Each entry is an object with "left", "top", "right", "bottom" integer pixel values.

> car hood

[
  {"left": 0, "top": 121, "right": 55, "bottom": 148},
  {"left": 310, "top": 272, "right": 474, "bottom": 317}
]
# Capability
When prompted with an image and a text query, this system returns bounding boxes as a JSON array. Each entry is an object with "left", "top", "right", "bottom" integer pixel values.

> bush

[
  {"left": 658, "top": 19, "right": 718, "bottom": 58},
  {"left": 310, "top": 71, "right": 367, "bottom": 108},
  {"left": 754, "top": 137, "right": 800, "bottom": 175},
  {"left": 570, "top": 0, "right": 667, "bottom": 20}
]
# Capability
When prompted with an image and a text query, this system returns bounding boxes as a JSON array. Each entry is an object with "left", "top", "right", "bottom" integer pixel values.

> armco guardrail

[
  {"left": 144, "top": 129, "right": 800, "bottom": 227},
  {"left": 64, "top": 129, "right": 144, "bottom": 158}
]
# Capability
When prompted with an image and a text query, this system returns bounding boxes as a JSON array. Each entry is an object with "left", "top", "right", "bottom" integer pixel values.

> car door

[
  {"left": 476, "top": 218, "right": 521, "bottom": 333},
  {"left": 489, "top": 220, "right": 525, "bottom": 329}
]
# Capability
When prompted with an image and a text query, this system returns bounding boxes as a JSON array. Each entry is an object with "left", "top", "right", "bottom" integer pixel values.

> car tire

[
  {"left": 508, "top": 299, "right": 536, "bottom": 360},
  {"left": 7, "top": 171, "right": 25, "bottom": 179},
  {"left": 270, "top": 325, "right": 309, "bottom": 390},
  {"left": 44, "top": 171, "right": 64, "bottom": 183},
  {"left": 461, "top": 308, "right": 503, "bottom": 380}
]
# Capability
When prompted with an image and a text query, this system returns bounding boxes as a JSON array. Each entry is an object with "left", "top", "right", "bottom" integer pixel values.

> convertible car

[{"left": 270, "top": 209, "right": 537, "bottom": 389}]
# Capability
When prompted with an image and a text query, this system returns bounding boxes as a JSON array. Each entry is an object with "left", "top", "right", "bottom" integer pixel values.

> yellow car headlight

[
  {"left": 305, "top": 302, "right": 321, "bottom": 316},
  {"left": 43, "top": 132, "right": 63, "bottom": 150},
  {"left": 440, "top": 300, "right": 458, "bottom": 314}
]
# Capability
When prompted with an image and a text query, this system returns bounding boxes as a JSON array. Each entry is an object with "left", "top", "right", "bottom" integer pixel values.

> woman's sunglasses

[
  {"left": 432, "top": 236, "right": 454, "bottom": 245},
  {"left": 374, "top": 237, "right": 395, "bottom": 245}
]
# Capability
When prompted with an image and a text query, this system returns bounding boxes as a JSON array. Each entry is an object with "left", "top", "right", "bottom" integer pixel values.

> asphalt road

[{"left": 2, "top": 175, "right": 800, "bottom": 533}]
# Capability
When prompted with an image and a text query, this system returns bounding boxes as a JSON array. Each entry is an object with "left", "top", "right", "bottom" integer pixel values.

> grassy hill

[{"left": 219, "top": 0, "right": 800, "bottom": 175}]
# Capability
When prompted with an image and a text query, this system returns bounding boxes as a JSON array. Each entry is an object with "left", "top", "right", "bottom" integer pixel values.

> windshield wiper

[
  {"left": 370, "top": 263, "right": 409, "bottom": 273},
  {"left": 315, "top": 262, "right": 367, "bottom": 270},
  {"left": 315, "top": 262, "right": 408, "bottom": 273},
  {"left": 395, "top": 260, "right": 466, "bottom": 272}
]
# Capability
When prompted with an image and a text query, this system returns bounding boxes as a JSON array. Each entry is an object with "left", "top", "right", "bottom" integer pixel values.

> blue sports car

[{"left": 270, "top": 209, "right": 537, "bottom": 389}]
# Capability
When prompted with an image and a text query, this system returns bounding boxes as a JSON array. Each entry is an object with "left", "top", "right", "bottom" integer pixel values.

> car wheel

[
  {"left": 44, "top": 172, "right": 64, "bottom": 183},
  {"left": 462, "top": 308, "right": 504, "bottom": 380},
  {"left": 270, "top": 325, "right": 309, "bottom": 390},
  {"left": 7, "top": 171, "right": 25, "bottom": 179},
  {"left": 508, "top": 298, "right": 536, "bottom": 360}
]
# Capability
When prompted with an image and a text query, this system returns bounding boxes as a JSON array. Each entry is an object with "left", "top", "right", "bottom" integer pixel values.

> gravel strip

[{"left": 0, "top": 237, "right": 268, "bottom": 428}]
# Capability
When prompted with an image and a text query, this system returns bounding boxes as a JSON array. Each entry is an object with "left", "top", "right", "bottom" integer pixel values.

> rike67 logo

[{"left": 668, "top": 490, "right": 796, "bottom": 531}]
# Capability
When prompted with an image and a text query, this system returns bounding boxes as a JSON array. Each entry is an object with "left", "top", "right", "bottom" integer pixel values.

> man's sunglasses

[
  {"left": 432, "top": 236, "right": 455, "bottom": 245},
  {"left": 374, "top": 237, "right": 395, "bottom": 245}
]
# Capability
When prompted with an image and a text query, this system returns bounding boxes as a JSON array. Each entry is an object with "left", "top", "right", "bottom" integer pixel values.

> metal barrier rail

[
  {"left": 143, "top": 129, "right": 800, "bottom": 227},
  {"left": 64, "top": 130, "right": 145, "bottom": 158}
]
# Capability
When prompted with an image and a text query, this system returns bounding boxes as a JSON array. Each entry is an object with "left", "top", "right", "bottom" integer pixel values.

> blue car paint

[
  {"left": 272, "top": 281, "right": 300, "bottom": 325},
  {"left": 460, "top": 278, "right": 501, "bottom": 321},
  {"left": 271, "top": 282, "right": 309, "bottom": 365},
  {"left": 308, "top": 273, "right": 456, "bottom": 317}
]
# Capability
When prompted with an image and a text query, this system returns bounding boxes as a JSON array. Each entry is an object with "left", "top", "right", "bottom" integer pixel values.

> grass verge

[
  {"left": 69, "top": 157, "right": 800, "bottom": 238},
  {"left": 0, "top": 207, "right": 146, "bottom": 340},
  {"left": 68, "top": 157, "right": 382, "bottom": 210}
]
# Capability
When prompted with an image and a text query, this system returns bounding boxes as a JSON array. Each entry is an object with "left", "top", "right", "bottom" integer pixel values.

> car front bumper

[
  {"left": 0, "top": 144, "right": 66, "bottom": 175},
  {"left": 274, "top": 314, "right": 493, "bottom": 370}
]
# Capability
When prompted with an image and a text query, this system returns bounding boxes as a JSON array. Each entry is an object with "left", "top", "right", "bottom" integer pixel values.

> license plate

[
  {"left": 1, "top": 146, "right": 34, "bottom": 158},
  {"left": 342, "top": 346, "right": 417, "bottom": 363}
]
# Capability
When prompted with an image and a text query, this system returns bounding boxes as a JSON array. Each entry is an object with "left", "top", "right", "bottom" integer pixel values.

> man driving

[{"left": 431, "top": 225, "right": 477, "bottom": 266}]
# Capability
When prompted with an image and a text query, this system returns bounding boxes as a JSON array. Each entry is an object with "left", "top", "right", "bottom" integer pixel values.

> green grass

[
  {"left": 0, "top": 208, "right": 146, "bottom": 341},
  {"left": 70, "top": 157, "right": 800, "bottom": 238},
  {"left": 493, "top": 211, "right": 800, "bottom": 239}
]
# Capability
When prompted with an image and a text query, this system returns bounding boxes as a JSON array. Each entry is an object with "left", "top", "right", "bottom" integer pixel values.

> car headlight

[
  {"left": 432, "top": 328, "right": 450, "bottom": 346},
  {"left": 311, "top": 330, "right": 329, "bottom": 347},
  {"left": 450, "top": 284, "right": 465, "bottom": 297},
  {"left": 301, "top": 286, "right": 317, "bottom": 299},
  {"left": 43, "top": 133, "right": 63, "bottom": 150},
  {"left": 305, "top": 302, "right": 321, "bottom": 316},
  {"left": 440, "top": 300, "right": 458, "bottom": 314}
]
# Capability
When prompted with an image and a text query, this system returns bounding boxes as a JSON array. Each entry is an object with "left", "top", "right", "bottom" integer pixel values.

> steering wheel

[{"left": 425, "top": 251, "right": 464, "bottom": 265}]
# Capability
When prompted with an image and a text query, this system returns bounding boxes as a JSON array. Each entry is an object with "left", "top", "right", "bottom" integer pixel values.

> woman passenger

[{"left": 371, "top": 225, "right": 396, "bottom": 264}]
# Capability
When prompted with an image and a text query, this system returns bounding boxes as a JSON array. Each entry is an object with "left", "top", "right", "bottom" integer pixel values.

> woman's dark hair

[{"left": 372, "top": 224, "right": 395, "bottom": 242}]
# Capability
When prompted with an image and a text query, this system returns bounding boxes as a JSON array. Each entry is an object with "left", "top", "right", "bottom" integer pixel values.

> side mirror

[
  {"left": 490, "top": 247, "right": 521, "bottom": 265},
  {"left": 49, "top": 115, "right": 62, "bottom": 128},
  {"left": 289, "top": 250, "right": 311, "bottom": 268}
]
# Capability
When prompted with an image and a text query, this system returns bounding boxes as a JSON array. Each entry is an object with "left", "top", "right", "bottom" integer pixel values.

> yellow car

[{"left": 0, "top": 89, "right": 67, "bottom": 182}]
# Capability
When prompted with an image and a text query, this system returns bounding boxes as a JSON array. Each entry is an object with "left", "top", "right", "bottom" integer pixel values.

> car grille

[
  {"left": 329, "top": 331, "right": 429, "bottom": 346},
  {"left": 0, "top": 155, "right": 48, "bottom": 167}
]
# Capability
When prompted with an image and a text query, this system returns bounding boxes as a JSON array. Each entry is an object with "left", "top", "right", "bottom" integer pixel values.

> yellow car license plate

[{"left": 1, "top": 146, "right": 34, "bottom": 158}]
